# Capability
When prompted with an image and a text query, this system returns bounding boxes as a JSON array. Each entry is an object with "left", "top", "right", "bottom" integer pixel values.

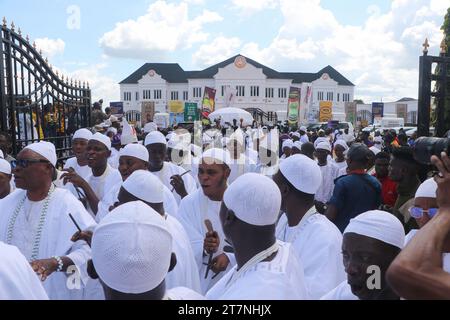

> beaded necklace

[{"left": 6, "top": 184, "right": 55, "bottom": 261}]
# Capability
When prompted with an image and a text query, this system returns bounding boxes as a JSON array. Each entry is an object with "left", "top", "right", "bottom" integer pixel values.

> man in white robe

[
  {"left": 273, "top": 154, "right": 346, "bottom": 299},
  {"left": 145, "top": 131, "right": 197, "bottom": 205},
  {"left": 0, "top": 241, "right": 49, "bottom": 300},
  {"left": 0, "top": 158, "right": 12, "bottom": 199},
  {"left": 226, "top": 129, "right": 257, "bottom": 184},
  {"left": 314, "top": 142, "right": 339, "bottom": 213},
  {"left": 115, "top": 170, "right": 201, "bottom": 292},
  {"left": 206, "top": 173, "right": 308, "bottom": 300},
  {"left": 91, "top": 201, "right": 204, "bottom": 300},
  {"left": 177, "top": 148, "right": 234, "bottom": 294},
  {"left": 95, "top": 144, "right": 178, "bottom": 222},
  {"left": 256, "top": 130, "right": 280, "bottom": 178},
  {"left": 299, "top": 126, "right": 310, "bottom": 144},
  {"left": 402, "top": 178, "right": 450, "bottom": 272},
  {"left": 0, "top": 141, "right": 96, "bottom": 300},
  {"left": 322, "top": 210, "right": 404, "bottom": 300},
  {"left": 61, "top": 133, "right": 122, "bottom": 218},
  {"left": 63, "top": 128, "right": 92, "bottom": 201}
]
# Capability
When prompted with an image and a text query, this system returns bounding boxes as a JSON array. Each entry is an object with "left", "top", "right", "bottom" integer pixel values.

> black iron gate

[
  {"left": 0, "top": 19, "right": 91, "bottom": 162},
  {"left": 417, "top": 38, "right": 450, "bottom": 137}
]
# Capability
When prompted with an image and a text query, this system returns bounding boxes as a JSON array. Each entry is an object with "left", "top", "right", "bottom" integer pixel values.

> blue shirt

[{"left": 329, "top": 173, "right": 382, "bottom": 233}]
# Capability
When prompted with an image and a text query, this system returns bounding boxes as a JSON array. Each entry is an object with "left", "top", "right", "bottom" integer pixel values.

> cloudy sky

[{"left": 1, "top": 0, "right": 448, "bottom": 105}]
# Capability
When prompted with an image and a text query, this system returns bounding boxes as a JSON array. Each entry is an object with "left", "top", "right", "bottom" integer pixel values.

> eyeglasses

[
  {"left": 408, "top": 206, "right": 439, "bottom": 219},
  {"left": 11, "top": 159, "right": 50, "bottom": 169}
]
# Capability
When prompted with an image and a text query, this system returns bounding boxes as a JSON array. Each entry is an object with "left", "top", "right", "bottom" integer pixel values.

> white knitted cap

[
  {"left": 279, "top": 154, "right": 322, "bottom": 194},
  {"left": 90, "top": 132, "right": 111, "bottom": 150},
  {"left": 122, "top": 170, "right": 164, "bottom": 203},
  {"left": 119, "top": 144, "right": 149, "bottom": 163},
  {"left": 223, "top": 173, "right": 281, "bottom": 226},
  {"left": 92, "top": 201, "right": 172, "bottom": 294}
]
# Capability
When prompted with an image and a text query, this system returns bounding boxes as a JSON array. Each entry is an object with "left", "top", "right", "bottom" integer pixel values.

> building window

[
  {"left": 265, "top": 88, "right": 274, "bottom": 98},
  {"left": 124, "top": 92, "right": 131, "bottom": 101},
  {"left": 221, "top": 86, "right": 226, "bottom": 97},
  {"left": 143, "top": 90, "right": 151, "bottom": 100},
  {"left": 343, "top": 93, "right": 350, "bottom": 102},
  {"left": 154, "top": 90, "right": 162, "bottom": 100},
  {"left": 236, "top": 85, "right": 245, "bottom": 97},
  {"left": 318, "top": 91, "right": 324, "bottom": 101},
  {"left": 327, "top": 92, "right": 334, "bottom": 101},
  {"left": 135, "top": 92, "right": 139, "bottom": 101},
  {"left": 278, "top": 88, "right": 287, "bottom": 99},
  {"left": 193, "top": 87, "right": 202, "bottom": 98},
  {"left": 183, "top": 91, "right": 188, "bottom": 101},
  {"left": 250, "top": 86, "right": 260, "bottom": 97},
  {"left": 337, "top": 93, "right": 340, "bottom": 102},
  {"left": 170, "top": 91, "right": 179, "bottom": 100}
]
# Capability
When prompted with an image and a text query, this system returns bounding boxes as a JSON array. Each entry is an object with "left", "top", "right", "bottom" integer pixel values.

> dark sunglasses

[{"left": 11, "top": 159, "right": 50, "bottom": 169}]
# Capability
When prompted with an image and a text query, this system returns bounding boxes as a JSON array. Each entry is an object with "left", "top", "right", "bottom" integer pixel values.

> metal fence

[{"left": 0, "top": 19, "right": 91, "bottom": 162}]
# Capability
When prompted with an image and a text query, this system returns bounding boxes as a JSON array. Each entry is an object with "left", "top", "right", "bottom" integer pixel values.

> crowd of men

[{"left": 0, "top": 112, "right": 449, "bottom": 300}]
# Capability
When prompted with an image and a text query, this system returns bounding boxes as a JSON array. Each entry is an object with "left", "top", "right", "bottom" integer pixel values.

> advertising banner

[
  {"left": 287, "top": 87, "right": 300, "bottom": 126},
  {"left": 184, "top": 102, "right": 199, "bottom": 122},
  {"left": 109, "top": 102, "right": 124, "bottom": 117},
  {"left": 141, "top": 101, "right": 155, "bottom": 127},
  {"left": 169, "top": 100, "right": 184, "bottom": 114},
  {"left": 396, "top": 103, "right": 408, "bottom": 123},
  {"left": 201, "top": 87, "right": 216, "bottom": 116},
  {"left": 345, "top": 102, "right": 357, "bottom": 124},
  {"left": 319, "top": 101, "right": 333, "bottom": 122},
  {"left": 372, "top": 102, "right": 384, "bottom": 123}
]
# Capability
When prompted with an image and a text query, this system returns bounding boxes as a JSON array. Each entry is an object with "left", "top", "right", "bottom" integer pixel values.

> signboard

[
  {"left": 345, "top": 102, "right": 357, "bottom": 124},
  {"left": 184, "top": 102, "right": 199, "bottom": 122},
  {"left": 319, "top": 101, "right": 333, "bottom": 122},
  {"left": 287, "top": 87, "right": 300, "bottom": 126},
  {"left": 396, "top": 103, "right": 408, "bottom": 123},
  {"left": 170, "top": 113, "right": 185, "bottom": 126},
  {"left": 169, "top": 100, "right": 184, "bottom": 114},
  {"left": 141, "top": 101, "right": 155, "bottom": 127},
  {"left": 201, "top": 87, "right": 216, "bottom": 116},
  {"left": 154, "top": 113, "right": 169, "bottom": 129},
  {"left": 109, "top": 102, "right": 124, "bottom": 117},
  {"left": 372, "top": 102, "right": 384, "bottom": 123}
]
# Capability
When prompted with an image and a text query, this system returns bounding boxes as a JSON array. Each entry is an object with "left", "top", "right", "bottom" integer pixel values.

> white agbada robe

[
  {"left": 0, "top": 241, "right": 49, "bottom": 300},
  {"left": 227, "top": 154, "right": 258, "bottom": 184},
  {"left": 107, "top": 148, "right": 120, "bottom": 169},
  {"left": 164, "top": 214, "right": 202, "bottom": 293},
  {"left": 320, "top": 281, "right": 358, "bottom": 300},
  {"left": 206, "top": 241, "right": 309, "bottom": 300},
  {"left": 177, "top": 189, "right": 233, "bottom": 294},
  {"left": 95, "top": 178, "right": 178, "bottom": 223},
  {"left": 315, "top": 162, "right": 339, "bottom": 203},
  {"left": 276, "top": 208, "right": 346, "bottom": 299},
  {"left": 405, "top": 230, "right": 450, "bottom": 273},
  {"left": 245, "top": 148, "right": 259, "bottom": 165},
  {"left": 151, "top": 162, "right": 197, "bottom": 205},
  {"left": 300, "top": 134, "right": 309, "bottom": 144},
  {"left": 0, "top": 188, "right": 98, "bottom": 300},
  {"left": 63, "top": 157, "right": 92, "bottom": 200},
  {"left": 86, "top": 164, "right": 122, "bottom": 217}
]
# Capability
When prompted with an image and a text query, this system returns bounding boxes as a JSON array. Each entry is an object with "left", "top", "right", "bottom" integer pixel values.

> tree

[{"left": 353, "top": 99, "right": 365, "bottom": 104}]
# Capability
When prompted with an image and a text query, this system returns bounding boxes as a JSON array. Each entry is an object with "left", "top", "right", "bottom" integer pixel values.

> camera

[{"left": 413, "top": 137, "right": 450, "bottom": 165}]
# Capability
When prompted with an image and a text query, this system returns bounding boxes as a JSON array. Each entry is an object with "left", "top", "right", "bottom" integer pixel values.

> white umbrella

[{"left": 208, "top": 107, "right": 254, "bottom": 126}]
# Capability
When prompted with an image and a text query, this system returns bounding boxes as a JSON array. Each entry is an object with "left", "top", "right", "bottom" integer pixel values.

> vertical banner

[
  {"left": 345, "top": 102, "right": 357, "bottom": 124},
  {"left": 319, "top": 101, "right": 333, "bottom": 122},
  {"left": 201, "top": 87, "right": 216, "bottom": 116},
  {"left": 287, "top": 87, "right": 300, "bottom": 126},
  {"left": 396, "top": 103, "right": 408, "bottom": 123},
  {"left": 109, "top": 102, "right": 124, "bottom": 117},
  {"left": 372, "top": 102, "right": 384, "bottom": 124},
  {"left": 141, "top": 101, "right": 155, "bottom": 127},
  {"left": 184, "top": 102, "right": 199, "bottom": 122}
]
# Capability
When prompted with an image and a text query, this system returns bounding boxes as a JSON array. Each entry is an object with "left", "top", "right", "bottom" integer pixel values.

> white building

[
  {"left": 356, "top": 98, "right": 418, "bottom": 125},
  {"left": 119, "top": 55, "right": 355, "bottom": 124}
]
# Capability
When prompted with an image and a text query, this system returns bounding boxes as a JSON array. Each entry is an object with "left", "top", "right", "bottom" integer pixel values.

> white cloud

[
  {"left": 230, "top": 0, "right": 448, "bottom": 102},
  {"left": 193, "top": 36, "right": 242, "bottom": 67},
  {"left": 34, "top": 38, "right": 65, "bottom": 58},
  {"left": 99, "top": 1, "right": 222, "bottom": 59},
  {"left": 231, "top": 0, "right": 278, "bottom": 15}
]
